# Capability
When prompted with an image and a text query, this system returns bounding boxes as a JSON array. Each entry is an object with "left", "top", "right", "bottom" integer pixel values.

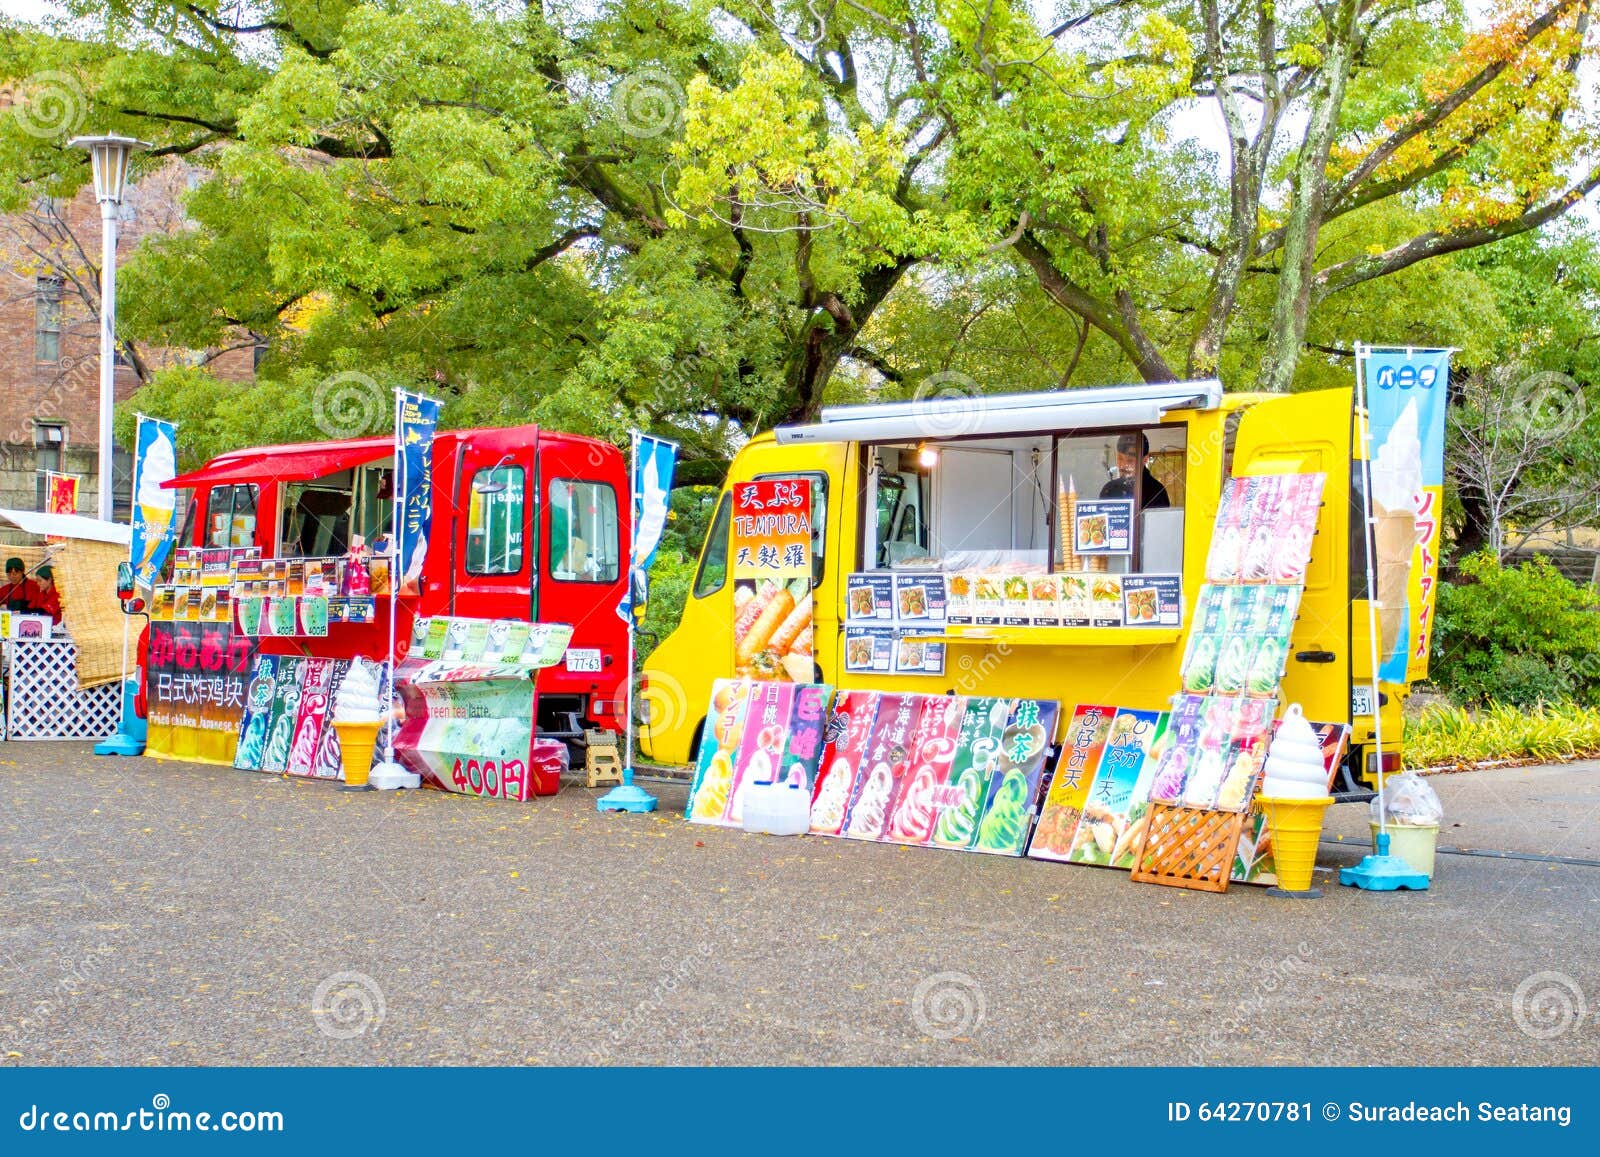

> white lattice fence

[{"left": 3, "top": 640, "right": 122, "bottom": 740}]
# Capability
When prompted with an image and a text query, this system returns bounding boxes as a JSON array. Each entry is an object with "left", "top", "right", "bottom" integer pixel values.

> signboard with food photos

[{"left": 731, "top": 479, "right": 815, "bottom": 682}]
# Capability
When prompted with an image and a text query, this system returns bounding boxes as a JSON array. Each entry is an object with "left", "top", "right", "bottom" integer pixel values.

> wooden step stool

[{"left": 585, "top": 729, "right": 624, "bottom": 788}]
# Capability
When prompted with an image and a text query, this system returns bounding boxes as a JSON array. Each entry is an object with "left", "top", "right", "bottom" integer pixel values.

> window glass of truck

[
  {"left": 549, "top": 479, "right": 620, "bottom": 582},
  {"left": 466, "top": 466, "right": 526, "bottom": 575},
  {"left": 862, "top": 431, "right": 1183, "bottom": 573},
  {"left": 693, "top": 494, "right": 732, "bottom": 598},
  {"left": 205, "top": 484, "right": 258, "bottom": 549}
]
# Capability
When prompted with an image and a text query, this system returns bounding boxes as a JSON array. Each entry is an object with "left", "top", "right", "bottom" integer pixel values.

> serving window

[
  {"left": 277, "top": 460, "right": 395, "bottom": 558},
  {"left": 847, "top": 427, "right": 1189, "bottom": 645},
  {"left": 860, "top": 428, "right": 1186, "bottom": 574}
]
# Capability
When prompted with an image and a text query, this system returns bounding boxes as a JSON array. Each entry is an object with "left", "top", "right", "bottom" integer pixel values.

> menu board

[
  {"left": 844, "top": 626, "right": 897, "bottom": 673},
  {"left": 1074, "top": 499, "right": 1135, "bottom": 556},
  {"left": 893, "top": 574, "right": 946, "bottom": 624},
  {"left": 843, "top": 571, "right": 948, "bottom": 674},
  {"left": 1122, "top": 575, "right": 1182, "bottom": 627},
  {"left": 1063, "top": 706, "right": 1169, "bottom": 868},
  {"left": 846, "top": 574, "right": 894, "bottom": 621}
]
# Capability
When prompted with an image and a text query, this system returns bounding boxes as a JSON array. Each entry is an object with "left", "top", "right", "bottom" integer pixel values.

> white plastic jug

[{"left": 741, "top": 766, "right": 812, "bottom": 836}]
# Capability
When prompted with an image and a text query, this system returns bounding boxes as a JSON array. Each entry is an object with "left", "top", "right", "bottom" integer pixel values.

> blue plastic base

[
  {"left": 1339, "top": 832, "right": 1430, "bottom": 891},
  {"left": 93, "top": 733, "right": 145, "bottom": 757},
  {"left": 94, "top": 679, "right": 147, "bottom": 757},
  {"left": 596, "top": 768, "right": 658, "bottom": 813}
]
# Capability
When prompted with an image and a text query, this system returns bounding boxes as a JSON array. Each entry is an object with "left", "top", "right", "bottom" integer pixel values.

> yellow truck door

[
  {"left": 639, "top": 439, "right": 847, "bottom": 764},
  {"left": 1231, "top": 388, "right": 1353, "bottom": 728}
]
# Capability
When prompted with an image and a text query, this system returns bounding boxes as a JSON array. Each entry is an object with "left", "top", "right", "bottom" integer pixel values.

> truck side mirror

[
  {"left": 115, "top": 561, "right": 146, "bottom": 616},
  {"left": 630, "top": 568, "right": 649, "bottom": 622}
]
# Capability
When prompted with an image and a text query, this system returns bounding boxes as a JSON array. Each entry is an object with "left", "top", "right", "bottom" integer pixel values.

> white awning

[
  {"left": 0, "top": 508, "right": 133, "bottom": 546},
  {"left": 775, "top": 381, "right": 1223, "bottom": 445}
]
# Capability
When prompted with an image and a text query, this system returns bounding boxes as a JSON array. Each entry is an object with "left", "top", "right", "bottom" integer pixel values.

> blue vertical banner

[
  {"left": 396, "top": 391, "right": 441, "bottom": 598},
  {"left": 619, "top": 433, "right": 679, "bottom": 620},
  {"left": 129, "top": 415, "right": 179, "bottom": 590},
  {"left": 1358, "top": 347, "right": 1451, "bottom": 683}
]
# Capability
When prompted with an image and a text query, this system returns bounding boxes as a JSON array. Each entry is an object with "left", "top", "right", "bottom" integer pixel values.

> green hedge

[{"left": 1428, "top": 552, "right": 1600, "bottom": 708}]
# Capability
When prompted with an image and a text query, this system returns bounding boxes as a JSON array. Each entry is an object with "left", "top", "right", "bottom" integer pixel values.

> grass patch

[{"left": 1405, "top": 702, "right": 1600, "bottom": 769}]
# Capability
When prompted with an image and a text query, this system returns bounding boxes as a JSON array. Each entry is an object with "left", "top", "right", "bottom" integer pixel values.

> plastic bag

[{"left": 1370, "top": 772, "right": 1442, "bottom": 826}]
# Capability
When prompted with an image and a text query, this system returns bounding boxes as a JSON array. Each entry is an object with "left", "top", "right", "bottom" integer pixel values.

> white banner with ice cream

[{"left": 1359, "top": 348, "right": 1452, "bottom": 684}]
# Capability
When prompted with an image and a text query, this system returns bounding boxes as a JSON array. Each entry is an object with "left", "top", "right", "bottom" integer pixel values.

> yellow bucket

[
  {"left": 1370, "top": 821, "right": 1438, "bottom": 878},
  {"left": 1258, "top": 795, "right": 1335, "bottom": 893}
]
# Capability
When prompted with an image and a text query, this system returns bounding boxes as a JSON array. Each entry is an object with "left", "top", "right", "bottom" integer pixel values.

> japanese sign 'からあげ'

[{"left": 730, "top": 479, "right": 815, "bottom": 683}]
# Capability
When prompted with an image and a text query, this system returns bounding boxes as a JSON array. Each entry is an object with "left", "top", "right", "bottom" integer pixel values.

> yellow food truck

[{"left": 641, "top": 381, "right": 1407, "bottom": 787}]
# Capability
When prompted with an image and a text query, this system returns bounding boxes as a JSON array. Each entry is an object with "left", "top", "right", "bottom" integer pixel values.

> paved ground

[{"left": 2, "top": 743, "right": 1598, "bottom": 1066}]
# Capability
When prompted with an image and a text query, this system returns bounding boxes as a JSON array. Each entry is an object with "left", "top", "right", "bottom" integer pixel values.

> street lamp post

[{"left": 68, "top": 133, "right": 148, "bottom": 523}]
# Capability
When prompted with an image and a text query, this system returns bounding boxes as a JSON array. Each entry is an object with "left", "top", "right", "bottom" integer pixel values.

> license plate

[
  {"left": 1351, "top": 685, "right": 1375, "bottom": 717},
  {"left": 564, "top": 648, "right": 602, "bottom": 673}
]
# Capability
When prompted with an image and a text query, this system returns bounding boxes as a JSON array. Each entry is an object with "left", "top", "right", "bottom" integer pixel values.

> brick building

[{"left": 0, "top": 158, "right": 254, "bottom": 519}]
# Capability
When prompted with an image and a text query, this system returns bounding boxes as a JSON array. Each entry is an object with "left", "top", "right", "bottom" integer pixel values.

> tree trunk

[
  {"left": 780, "top": 257, "right": 915, "bottom": 423},
  {"left": 1257, "top": 1, "right": 1362, "bottom": 394}
]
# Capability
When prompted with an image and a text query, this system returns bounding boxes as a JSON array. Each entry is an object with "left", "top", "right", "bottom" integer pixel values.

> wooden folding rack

[{"left": 1129, "top": 802, "right": 1249, "bottom": 893}]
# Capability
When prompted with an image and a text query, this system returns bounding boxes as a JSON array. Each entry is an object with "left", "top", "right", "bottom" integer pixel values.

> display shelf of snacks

[
  {"left": 844, "top": 566, "right": 1185, "bottom": 676},
  {"left": 895, "top": 624, "right": 1185, "bottom": 648},
  {"left": 156, "top": 546, "right": 392, "bottom": 638}
]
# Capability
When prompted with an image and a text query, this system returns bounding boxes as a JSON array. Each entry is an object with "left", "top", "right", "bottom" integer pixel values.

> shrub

[
  {"left": 1405, "top": 701, "right": 1600, "bottom": 769},
  {"left": 1428, "top": 552, "right": 1600, "bottom": 708}
]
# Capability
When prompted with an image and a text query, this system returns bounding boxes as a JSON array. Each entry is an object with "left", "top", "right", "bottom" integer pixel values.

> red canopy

[{"left": 165, "top": 435, "right": 395, "bottom": 489}]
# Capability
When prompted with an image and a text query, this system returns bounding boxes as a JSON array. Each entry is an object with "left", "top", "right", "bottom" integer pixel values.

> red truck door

[
  {"left": 446, "top": 426, "right": 539, "bottom": 621},
  {"left": 536, "top": 435, "right": 630, "bottom": 732}
]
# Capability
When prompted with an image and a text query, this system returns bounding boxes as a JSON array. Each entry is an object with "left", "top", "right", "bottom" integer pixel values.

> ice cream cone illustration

[
  {"left": 134, "top": 428, "right": 177, "bottom": 573},
  {"left": 1373, "top": 506, "right": 1418, "bottom": 661},
  {"left": 1369, "top": 400, "right": 1424, "bottom": 665}
]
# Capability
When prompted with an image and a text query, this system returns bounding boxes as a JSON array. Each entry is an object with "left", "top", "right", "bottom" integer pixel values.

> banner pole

[
  {"left": 624, "top": 430, "right": 639, "bottom": 775},
  {"left": 385, "top": 389, "right": 403, "bottom": 769},
  {"left": 1353, "top": 343, "right": 1387, "bottom": 830}
]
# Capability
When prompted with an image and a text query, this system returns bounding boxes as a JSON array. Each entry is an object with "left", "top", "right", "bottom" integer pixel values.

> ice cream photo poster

[
  {"left": 1361, "top": 347, "right": 1451, "bottom": 683},
  {"left": 685, "top": 679, "right": 754, "bottom": 824},
  {"left": 973, "top": 699, "right": 1061, "bottom": 857}
]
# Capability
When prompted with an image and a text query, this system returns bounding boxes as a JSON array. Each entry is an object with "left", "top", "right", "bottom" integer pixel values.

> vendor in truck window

[{"left": 1099, "top": 432, "right": 1170, "bottom": 509}]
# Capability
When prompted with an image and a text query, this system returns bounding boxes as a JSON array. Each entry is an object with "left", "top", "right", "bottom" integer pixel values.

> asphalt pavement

[{"left": 2, "top": 744, "right": 1597, "bottom": 1065}]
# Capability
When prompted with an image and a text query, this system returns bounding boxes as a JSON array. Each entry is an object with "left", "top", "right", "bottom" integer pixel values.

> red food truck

[{"left": 162, "top": 423, "right": 631, "bottom": 745}]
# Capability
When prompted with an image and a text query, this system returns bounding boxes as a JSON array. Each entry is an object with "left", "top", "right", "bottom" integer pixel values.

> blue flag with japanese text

[
  {"left": 396, "top": 392, "right": 440, "bottom": 597},
  {"left": 618, "top": 434, "right": 679, "bottom": 622}
]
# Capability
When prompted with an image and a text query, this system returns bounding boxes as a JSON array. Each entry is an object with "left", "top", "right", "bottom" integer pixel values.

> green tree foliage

[
  {"left": 4, "top": 0, "right": 1599, "bottom": 464},
  {"left": 1429, "top": 552, "right": 1600, "bottom": 707}
]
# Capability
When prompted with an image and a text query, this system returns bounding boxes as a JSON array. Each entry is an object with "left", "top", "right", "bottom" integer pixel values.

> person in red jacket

[
  {"left": 29, "top": 564, "right": 62, "bottom": 624},
  {"left": 2, "top": 557, "right": 41, "bottom": 612}
]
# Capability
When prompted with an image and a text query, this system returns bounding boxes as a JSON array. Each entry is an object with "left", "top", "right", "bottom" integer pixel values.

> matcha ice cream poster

[{"left": 1359, "top": 347, "right": 1450, "bottom": 684}]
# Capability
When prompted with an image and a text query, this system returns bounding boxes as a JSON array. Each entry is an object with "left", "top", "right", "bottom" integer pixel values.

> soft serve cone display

[
  {"left": 331, "top": 660, "right": 384, "bottom": 787},
  {"left": 1256, "top": 705, "right": 1334, "bottom": 892},
  {"left": 134, "top": 431, "right": 178, "bottom": 572}
]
